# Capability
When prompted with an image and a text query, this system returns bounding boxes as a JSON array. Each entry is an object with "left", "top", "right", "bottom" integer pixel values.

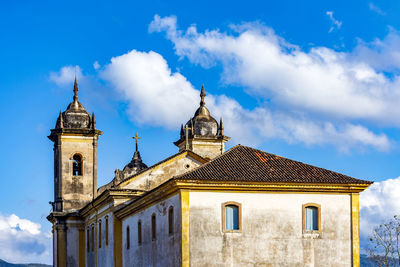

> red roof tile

[{"left": 174, "top": 145, "right": 372, "bottom": 184}]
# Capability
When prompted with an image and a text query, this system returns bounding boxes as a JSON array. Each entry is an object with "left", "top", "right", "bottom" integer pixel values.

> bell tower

[
  {"left": 48, "top": 77, "right": 102, "bottom": 212},
  {"left": 174, "top": 84, "right": 230, "bottom": 160}
]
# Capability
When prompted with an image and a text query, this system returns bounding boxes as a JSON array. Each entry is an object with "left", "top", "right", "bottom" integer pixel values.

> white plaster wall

[
  {"left": 96, "top": 212, "right": 114, "bottom": 267},
  {"left": 189, "top": 192, "right": 352, "bottom": 267},
  {"left": 86, "top": 222, "right": 96, "bottom": 267},
  {"left": 123, "top": 156, "right": 202, "bottom": 191},
  {"left": 66, "top": 225, "right": 80, "bottom": 267},
  {"left": 122, "top": 193, "right": 181, "bottom": 267}
]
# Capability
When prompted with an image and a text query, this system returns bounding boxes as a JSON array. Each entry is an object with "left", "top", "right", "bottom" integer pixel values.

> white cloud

[
  {"left": 93, "top": 61, "right": 101, "bottom": 70},
  {"left": 326, "top": 11, "right": 342, "bottom": 33},
  {"left": 49, "top": 65, "right": 82, "bottom": 87},
  {"left": 369, "top": 2, "right": 386, "bottom": 15},
  {"left": 353, "top": 29, "right": 400, "bottom": 72},
  {"left": 149, "top": 15, "right": 400, "bottom": 127},
  {"left": 0, "top": 213, "right": 51, "bottom": 264},
  {"left": 360, "top": 177, "right": 400, "bottom": 248},
  {"left": 101, "top": 50, "right": 199, "bottom": 128},
  {"left": 100, "top": 49, "right": 389, "bottom": 150}
]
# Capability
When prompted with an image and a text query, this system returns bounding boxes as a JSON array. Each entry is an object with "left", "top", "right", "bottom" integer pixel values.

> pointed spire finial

[
  {"left": 73, "top": 74, "right": 79, "bottom": 101},
  {"left": 220, "top": 117, "right": 224, "bottom": 135},
  {"left": 92, "top": 112, "right": 96, "bottom": 129},
  {"left": 183, "top": 124, "right": 192, "bottom": 150},
  {"left": 200, "top": 83, "right": 206, "bottom": 107},
  {"left": 133, "top": 132, "right": 141, "bottom": 152},
  {"left": 59, "top": 111, "right": 64, "bottom": 129}
]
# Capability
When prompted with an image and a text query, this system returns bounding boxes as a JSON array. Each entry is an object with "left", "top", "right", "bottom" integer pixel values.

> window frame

[
  {"left": 137, "top": 220, "right": 142, "bottom": 245},
  {"left": 87, "top": 227, "right": 90, "bottom": 252},
  {"left": 151, "top": 213, "right": 156, "bottom": 241},
  {"left": 126, "top": 226, "right": 130, "bottom": 250},
  {"left": 91, "top": 224, "right": 94, "bottom": 252},
  {"left": 98, "top": 220, "right": 102, "bottom": 248},
  {"left": 302, "top": 203, "right": 321, "bottom": 234},
  {"left": 221, "top": 201, "right": 242, "bottom": 233},
  {"left": 168, "top": 206, "right": 174, "bottom": 235},
  {"left": 105, "top": 216, "right": 109, "bottom": 246}
]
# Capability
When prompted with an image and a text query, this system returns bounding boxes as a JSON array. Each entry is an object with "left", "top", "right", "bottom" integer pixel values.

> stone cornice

[{"left": 114, "top": 179, "right": 371, "bottom": 220}]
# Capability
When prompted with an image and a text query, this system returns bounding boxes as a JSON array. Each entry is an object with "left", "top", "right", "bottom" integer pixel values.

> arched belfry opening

[{"left": 72, "top": 154, "right": 82, "bottom": 176}]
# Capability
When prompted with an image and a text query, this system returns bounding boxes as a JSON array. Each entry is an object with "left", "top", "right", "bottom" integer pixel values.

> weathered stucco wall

[
  {"left": 59, "top": 135, "right": 95, "bottom": 210},
  {"left": 189, "top": 192, "right": 352, "bottom": 267},
  {"left": 84, "top": 203, "right": 116, "bottom": 267},
  {"left": 122, "top": 193, "right": 181, "bottom": 267},
  {"left": 190, "top": 139, "right": 225, "bottom": 160},
  {"left": 66, "top": 223, "right": 80, "bottom": 267},
  {"left": 53, "top": 227, "right": 58, "bottom": 267},
  {"left": 86, "top": 220, "right": 95, "bottom": 267},
  {"left": 96, "top": 211, "right": 114, "bottom": 267},
  {"left": 177, "top": 139, "right": 226, "bottom": 160},
  {"left": 122, "top": 155, "right": 202, "bottom": 191}
]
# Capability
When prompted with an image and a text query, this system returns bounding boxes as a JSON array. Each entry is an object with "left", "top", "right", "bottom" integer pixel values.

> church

[{"left": 47, "top": 78, "right": 372, "bottom": 267}]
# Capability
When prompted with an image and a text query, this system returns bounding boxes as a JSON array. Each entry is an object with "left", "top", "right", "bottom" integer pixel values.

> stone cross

[{"left": 132, "top": 132, "right": 141, "bottom": 152}]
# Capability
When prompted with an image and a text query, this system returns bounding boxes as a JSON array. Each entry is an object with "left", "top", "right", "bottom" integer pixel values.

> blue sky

[{"left": 1, "top": 0, "right": 400, "bottom": 263}]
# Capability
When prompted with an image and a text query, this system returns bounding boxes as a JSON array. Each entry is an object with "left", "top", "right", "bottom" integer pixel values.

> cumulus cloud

[
  {"left": 101, "top": 50, "right": 199, "bottom": 128},
  {"left": 49, "top": 65, "right": 82, "bottom": 87},
  {"left": 353, "top": 29, "right": 400, "bottom": 72},
  {"left": 326, "top": 11, "right": 342, "bottom": 33},
  {"left": 360, "top": 177, "right": 400, "bottom": 248},
  {"left": 93, "top": 61, "right": 101, "bottom": 70},
  {"left": 100, "top": 49, "right": 389, "bottom": 150},
  {"left": 0, "top": 213, "right": 51, "bottom": 264},
  {"left": 149, "top": 15, "right": 400, "bottom": 126},
  {"left": 369, "top": 2, "right": 386, "bottom": 16}
]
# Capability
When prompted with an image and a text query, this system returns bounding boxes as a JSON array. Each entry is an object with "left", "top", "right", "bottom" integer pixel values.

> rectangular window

[
  {"left": 87, "top": 228, "right": 90, "bottom": 252},
  {"left": 168, "top": 207, "right": 174, "bottom": 235},
  {"left": 126, "top": 226, "right": 130, "bottom": 249},
  {"left": 91, "top": 225, "right": 94, "bottom": 251},
  {"left": 98, "top": 220, "right": 102, "bottom": 248},
  {"left": 222, "top": 202, "right": 242, "bottom": 232},
  {"left": 225, "top": 205, "right": 239, "bottom": 230},
  {"left": 302, "top": 203, "right": 321, "bottom": 233},
  {"left": 138, "top": 220, "right": 142, "bottom": 244},
  {"left": 305, "top": 207, "right": 318, "bottom": 230},
  {"left": 152, "top": 214, "right": 156, "bottom": 241},
  {"left": 105, "top": 216, "right": 109, "bottom": 246}
]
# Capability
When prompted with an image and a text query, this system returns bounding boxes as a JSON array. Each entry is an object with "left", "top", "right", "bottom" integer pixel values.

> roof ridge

[{"left": 174, "top": 144, "right": 373, "bottom": 185}]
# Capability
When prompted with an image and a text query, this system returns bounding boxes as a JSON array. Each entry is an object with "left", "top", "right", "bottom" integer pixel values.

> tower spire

[
  {"left": 73, "top": 75, "right": 79, "bottom": 102},
  {"left": 219, "top": 117, "right": 224, "bottom": 136},
  {"left": 92, "top": 112, "right": 96, "bottom": 129},
  {"left": 59, "top": 111, "right": 63, "bottom": 129},
  {"left": 200, "top": 83, "right": 206, "bottom": 107}
]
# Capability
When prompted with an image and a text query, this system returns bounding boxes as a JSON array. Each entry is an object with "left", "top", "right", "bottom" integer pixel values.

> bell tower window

[{"left": 72, "top": 154, "right": 82, "bottom": 176}]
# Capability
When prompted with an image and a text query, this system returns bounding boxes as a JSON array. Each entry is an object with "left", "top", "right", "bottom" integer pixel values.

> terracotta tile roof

[{"left": 174, "top": 145, "right": 372, "bottom": 184}]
